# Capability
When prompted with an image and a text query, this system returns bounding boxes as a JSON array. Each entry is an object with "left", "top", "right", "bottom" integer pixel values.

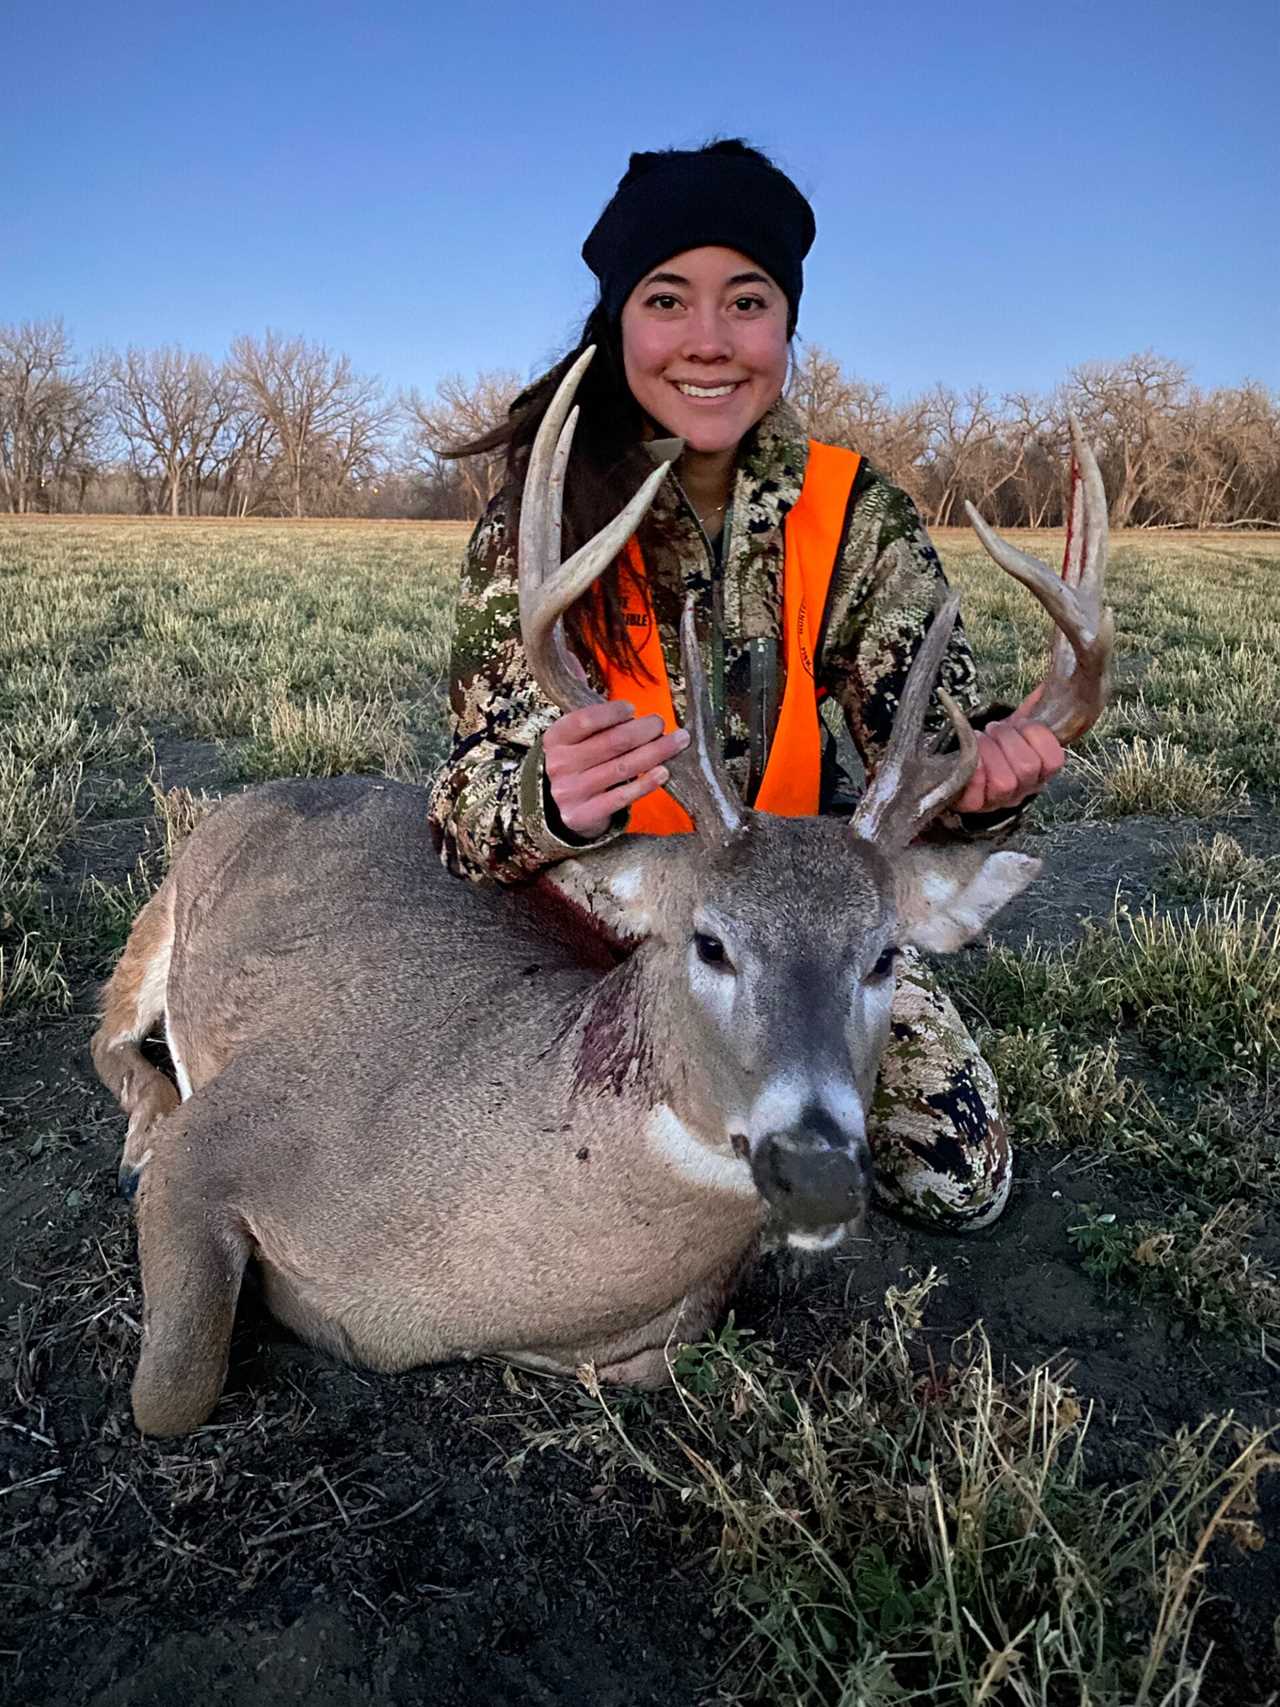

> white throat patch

[{"left": 646, "top": 1103, "right": 756, "bottom": 1196}]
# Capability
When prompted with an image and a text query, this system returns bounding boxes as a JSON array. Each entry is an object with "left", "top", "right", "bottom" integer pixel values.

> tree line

[{"left": 2, "top": 319, "right": 1276, "bottom": 529}]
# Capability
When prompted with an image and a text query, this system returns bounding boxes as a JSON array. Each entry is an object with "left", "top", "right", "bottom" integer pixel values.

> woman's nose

[{"left": 680, "top": 307, "right": 732, "bottom": 362}]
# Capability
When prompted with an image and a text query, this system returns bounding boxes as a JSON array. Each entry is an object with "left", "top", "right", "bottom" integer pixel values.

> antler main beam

[
  {"left": 849, "top": 596, "right": 979, "bottom": 847},
  {"left": 964, "top": 414, "right": 1113, "bottom": 745}
]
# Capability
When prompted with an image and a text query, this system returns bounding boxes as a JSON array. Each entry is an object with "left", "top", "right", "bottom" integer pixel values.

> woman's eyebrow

[{"left": 640, "top": 269, "right": 775, "bottom": 289}]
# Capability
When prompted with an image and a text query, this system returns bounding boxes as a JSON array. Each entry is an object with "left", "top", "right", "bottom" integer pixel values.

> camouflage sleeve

[
  {"left": 426, "top": 494, "right": 629, "bottom": 884},
  {"left": 819, "top": 472, "right": 1025, "bottom": 840}
]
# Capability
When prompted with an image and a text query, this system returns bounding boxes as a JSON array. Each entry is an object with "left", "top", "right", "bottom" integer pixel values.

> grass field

[{"left": 1, "top": 518, "right": 1277, "bottom": 1706}]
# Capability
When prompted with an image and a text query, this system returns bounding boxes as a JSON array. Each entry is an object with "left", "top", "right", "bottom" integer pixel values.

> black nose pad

[{"left": 750, "top": 1135, "right": 871, "bottom": 1230}]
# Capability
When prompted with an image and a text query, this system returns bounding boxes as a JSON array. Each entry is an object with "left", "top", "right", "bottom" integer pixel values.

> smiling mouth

[{"left": 672, "top": 381, "right": 743, "bottom": 399}]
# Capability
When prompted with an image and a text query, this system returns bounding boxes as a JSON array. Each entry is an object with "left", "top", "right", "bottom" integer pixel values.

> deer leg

[
  {"left": 131, "top": 1143, "right": 249, "bottom": 1436},
  {"left": 91, "top": 881, "right": 182, "bottom": 1200}
]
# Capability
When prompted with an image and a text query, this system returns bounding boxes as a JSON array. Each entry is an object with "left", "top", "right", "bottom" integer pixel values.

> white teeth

[{"left": 676, "top": 383, "right": 738, "bottom": 398}]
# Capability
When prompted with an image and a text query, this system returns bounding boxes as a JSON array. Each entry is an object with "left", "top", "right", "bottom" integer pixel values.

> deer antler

[
  {"left": 852, "top": 416, "right": 1113, "bottom": 848},
  {"left": 518, "top": 345, "right": 745, "bottom": 845},
  {"left": 964, "top": 413, "right": 1114, "bottom": 745},
  {"left": 849, "top": 596, "right": 980, "bottom": 847}
]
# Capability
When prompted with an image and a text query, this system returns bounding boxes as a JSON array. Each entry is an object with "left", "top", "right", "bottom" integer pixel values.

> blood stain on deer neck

[{"left": 573, "top": 958, "right": 654, "bottom": 1099}]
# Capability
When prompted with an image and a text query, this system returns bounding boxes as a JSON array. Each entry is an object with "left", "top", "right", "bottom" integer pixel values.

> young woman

[{"left": 428, "top": 140, "right": 1063, "bottom": 1232}]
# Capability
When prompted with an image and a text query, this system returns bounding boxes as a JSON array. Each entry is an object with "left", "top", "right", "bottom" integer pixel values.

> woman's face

[{"left": 620, "top": 246, "right": 790, "bottom": 454}]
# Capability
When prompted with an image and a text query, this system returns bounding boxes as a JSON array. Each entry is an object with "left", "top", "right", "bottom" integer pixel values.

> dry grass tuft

[
  {"left": 0, "top": 756, "right": 82, "bottom": 882},
  {"left": 1161, "top": 832, "right": 1279, "bottom": 901},
  {"left": 149, "top": 782, "right": 221, "bottom": 868},
  {"left": 1068, "top": 735, "right": 1249, "bottom": 819},
  {"left": 565, "top": 1274, "right": 1279, "bottom": 1705},
  {"left": 240, "top": 690, "right": 418, "bottom": 782},
  {"left": 0, "top": 929, "right": 72, "bottom": 1014}
]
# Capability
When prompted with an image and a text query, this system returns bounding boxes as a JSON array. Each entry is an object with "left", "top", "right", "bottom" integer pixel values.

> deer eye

[
  {"left": 868, "top": 946, "right": 900, "bottom": 982},
  {"left": 693, "top": 932, "right": 731, "bottom": 969}
]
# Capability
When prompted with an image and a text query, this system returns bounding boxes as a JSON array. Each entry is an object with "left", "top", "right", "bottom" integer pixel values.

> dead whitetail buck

[{"left": 93, "top": 349, "right": 1112, "bottom": 1435}]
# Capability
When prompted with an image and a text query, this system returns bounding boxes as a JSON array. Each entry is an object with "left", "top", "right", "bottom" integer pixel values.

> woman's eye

[
  {"left": 645, "top": 293, "right": 681, "bottom": 311},
  {"left": 694, "top": 932, "right": 731, "bottom": 969},
  {"left": 732, "top": 294, "right": 766, "bottom": 312},
  {"left": 869, "top": 946, "right": 899, "bottom": 982}
]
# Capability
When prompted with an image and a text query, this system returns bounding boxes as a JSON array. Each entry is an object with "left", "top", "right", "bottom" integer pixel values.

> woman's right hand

[{"left": 543, "top": 703, "right": 690, "bottom": 838}]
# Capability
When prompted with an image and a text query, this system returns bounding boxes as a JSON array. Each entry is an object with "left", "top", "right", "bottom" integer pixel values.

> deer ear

[{"left": 894, "top": 846, "right": 1041, "bottom": 953}]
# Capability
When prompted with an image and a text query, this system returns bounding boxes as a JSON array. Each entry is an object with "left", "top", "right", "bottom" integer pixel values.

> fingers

[
  {"left": 954, "top": 756, "right": 992, "bottom": 815},
  {"left": 954, "top": 720, "right": 1065, "bottom": 813},
  {"left": 545, "top": 700, "right": 636, "bottom": 745},
  {"left": 558, "top": 766, "right": 674, "bottom": 838},
  {"left": 987, "top": 720, "right": 1064, "bottom": 793},
  {"left": 546, "top": 710, "right": 669, "bottom": 777},
  {"left": 544, "top": 703, "right": 690, "bottom": 836}
]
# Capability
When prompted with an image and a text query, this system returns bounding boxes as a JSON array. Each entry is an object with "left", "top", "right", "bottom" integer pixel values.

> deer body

[{"left": 114, "top": 775, "right": 780, "bottom": 1418}]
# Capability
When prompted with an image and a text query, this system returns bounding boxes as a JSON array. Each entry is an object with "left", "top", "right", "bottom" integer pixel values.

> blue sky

[{"left": 8, "top": 0, "right": 1277, "bottom": 402}]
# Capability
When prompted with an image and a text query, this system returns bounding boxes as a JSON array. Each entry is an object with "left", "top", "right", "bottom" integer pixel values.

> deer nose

[{"left": 750, "top": 1127, "right": 872, "bottom": 1231}]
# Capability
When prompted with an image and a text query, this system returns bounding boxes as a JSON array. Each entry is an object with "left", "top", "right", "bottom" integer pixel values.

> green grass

[
  {"left": 956, "top": 894, "right": 1279, "bottom": 1091},
  {"left": 1067, "top": 735, "right": 1248, "bottom": 820},
  {"left": 239, "top": 687, "right": 419, "bottom": 781},
  {"left": 0, "top": 519, "right": 460, "bottom": 799},
  {"left": 0, "top": 520, "right": 463, "bottom": 1016},
  {"left": 1068, "top": 1203, "right": 1280, "bottom": 1341},
  {"left": 941, "top": 532, "right": 1280, "bottom": 789}
]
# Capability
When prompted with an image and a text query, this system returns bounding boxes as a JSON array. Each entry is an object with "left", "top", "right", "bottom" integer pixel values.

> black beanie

[{"left": 581, "top": 144, "right": 816, "bottom": 327}]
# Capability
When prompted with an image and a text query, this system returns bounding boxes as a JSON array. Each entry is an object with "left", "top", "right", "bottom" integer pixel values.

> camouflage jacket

[{"left": 428, "top": 399, "right": 1012, "bottom": 885}]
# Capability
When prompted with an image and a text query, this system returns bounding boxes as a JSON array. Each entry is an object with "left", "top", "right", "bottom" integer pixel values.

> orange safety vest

[{"left": 596, "top": 442, "right": 862, "bottom": 835}]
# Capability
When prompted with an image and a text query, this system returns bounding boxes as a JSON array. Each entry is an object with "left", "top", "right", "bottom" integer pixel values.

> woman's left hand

[{"left": 954, "top": 694, "right": 1065, "bottom": 814}]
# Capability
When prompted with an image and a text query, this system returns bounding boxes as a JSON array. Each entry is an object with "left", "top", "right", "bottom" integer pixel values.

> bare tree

[
  {"left": 228, "top": 332, "right": 394, "bottom": 517},
  {"left": 109, "top": 347, "right": 237, "bottom": 516},
  {"left": 1067, "top": 351, "right": 1187, "bottom": 528},
  {"left": 7, "top": 316, "right": 1273, "bottom": 528},
  {"left": 787, "top": 344, "right": 932, "bottom": 504},
  {"left": 920, "top": 386, "right": 1028, "bottom": 527},
  {"left": 1000, "top": 393, "right": 1065, "bottom": 529},
  {"left": 0, "top": 320, "right": 107, "bottom": 513},
  {"left": 404, "top": 369, "right": 521, "bottom": 519},
  {"left": 1172, "top": 382, "right": 1280, "bottom": 530}
]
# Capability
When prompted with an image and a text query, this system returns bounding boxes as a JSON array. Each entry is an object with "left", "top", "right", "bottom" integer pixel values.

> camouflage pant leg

[{"left": 869, "top": 948, "right": 1011, "bottom": 1231}]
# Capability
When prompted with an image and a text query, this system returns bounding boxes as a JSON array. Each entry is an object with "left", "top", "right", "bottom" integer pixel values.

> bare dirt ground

[{"left": 3, "top": 744, "right": 1277, "bottom": 1707}]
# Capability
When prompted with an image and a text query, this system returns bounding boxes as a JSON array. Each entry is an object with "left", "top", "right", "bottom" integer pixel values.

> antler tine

[
  {"left": 518, "top": 345, "right": 674, "bottom": 715},
  {"left": 850, "top": 595, "right": 980, "bottom": 848},
  {"left": 962, "top": 416, "right": 1113, "bottom": 745},
  {"left": 663, "top": 598, "right": 746, "bottom": 846}
]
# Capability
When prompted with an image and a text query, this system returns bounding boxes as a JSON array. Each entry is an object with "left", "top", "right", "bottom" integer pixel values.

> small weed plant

[{"left": 1069, "top": 1204, "right": 1280, "bottom": 1341}]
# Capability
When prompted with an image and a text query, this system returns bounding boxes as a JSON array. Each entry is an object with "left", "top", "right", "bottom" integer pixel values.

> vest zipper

[{"left": 671, "top": 476, "right": 728, "bottom": 726}]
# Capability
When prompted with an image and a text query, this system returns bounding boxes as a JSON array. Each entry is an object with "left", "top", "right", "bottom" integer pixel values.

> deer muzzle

[{"left": 750, "top": 1120, "right": 872, "bottom": 1237}]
